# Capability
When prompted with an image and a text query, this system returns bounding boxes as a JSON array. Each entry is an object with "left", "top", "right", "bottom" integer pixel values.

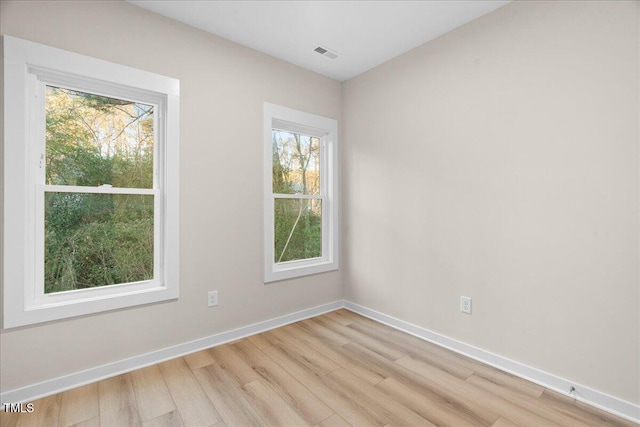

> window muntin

[
  {"left": 3, "top": 36, "right": 180, "bottom": 328},
  {"left": 264, "top": 103, "right": 338, "bottom": 282}
]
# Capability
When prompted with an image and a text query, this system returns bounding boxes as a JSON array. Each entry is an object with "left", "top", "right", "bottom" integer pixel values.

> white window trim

[
  {"left": 2, "top": 36, "right": 180, "bottom": 328},
  {"left": 263, "top": 102, "right": 339, "bottom": 282}
]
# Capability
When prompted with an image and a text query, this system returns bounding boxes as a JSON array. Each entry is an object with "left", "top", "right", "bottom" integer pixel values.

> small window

[
  {"left": 3, "top": 36, "right": 180, "bottom": 328},
  {"left": 264, "top": 103, "right": 338, "bottom": 282}
]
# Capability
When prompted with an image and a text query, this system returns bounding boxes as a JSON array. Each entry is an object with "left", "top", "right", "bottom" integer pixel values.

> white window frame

[
  {"left": 2, "top": 36, "right": 180, "bottom": 328},
  {"left": 263, "top": 103, "right": 339, "bottom": 282}
]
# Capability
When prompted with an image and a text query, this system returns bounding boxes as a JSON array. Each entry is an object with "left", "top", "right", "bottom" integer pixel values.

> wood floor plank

[
  {"left": 130, "top": 365, "right": 176, "bottom": 422},
  {"left": 351, "top": 318, "right": 397, "bottom": 335},
  {"left": 142, "top": 411, "right": 184, "bottom": 427},
  {"left": 242, "top": 379, "right": 311, "bottom": 427},
  {"left": 158, "top": 358, "right": 221, "bottom": 427},
  {"left": 325, "top": 368, "right": 436, "bottom": 427},
  {"left": 340, "top": 341, "right": 499, "bottom": 426},
  {"left": 253, "top": 328, "right": 299, "bottom": 348},
  {"left": 472, "top": 367, "right": 546, "bottom": 399},
  {"left": 247, "top": 333, "right": 272, "bottom": 350},
  {"left": 346, "top": 321, "right": 397, "bottom": 340},
  {"left": 98, "top": 374, "right": 141, "bottom": 427},
  {"left": 538, "top": 389, "right": 639, "bottom": 427},
  {"left": 249, "top": 330, "right": 283, "bottom": 348},
  {"left": 491, "top": 417, "right": 520, "bottom": 427},
  {"left": 317, "top": 413, "right": 352, "bottom": 427},
  {"left": 269, "top": 327, "right": 341, "bottom": 371},
  {"left": 397, "top": 355, "right": 559, "bottom": 427},
  {"left": 283, "top": 322, "right": 387, "bottom": 385},
  {"left": 184, "top": 350, "right": 215, "bottom": 370},
  {"left": 334, "top": 309, "right": 366, "bottom": 323},
  {"left": 348, "top": 322, "right": 474, "bottom": 380},
  {"left": 264, "top": 343, "right": 336, "bottom": 379},
  {"left": 58, "top": 383, "right": 99, "bottom": 427},
  {"left": 315, "top": 316, "right": 406, "bottom": 361},
  {"left": 231, "top": 340, "right": 335, "bottom": 425},
  {"left": 344, "top": 312, "right": 397, "bottom": 335},
  {"left": 466, "top": 374, "right": 592, "bottom": 427},
  {"left": 262, "top": 342, "right": 388, "bottom": 426},
  {"left": 0, "top": 410, "right": 19, "bottom": 427},
  {"left": 208, "top": 343, "right": 261, "bottom": 386},
  {"left": 193, "top": 363, "right": 263, "bottom": 427},
  {"left": 389, "top": 330, "right": 545, "bottom": 398},
  {"left": 299, "top": 318, "right": 351, "bottom": 346},
  {"left": 377, "top": 377, "right": 492, "bottom": 427},
  {"left": 323, "top": 310, "right": 357, "bottom": 326},
  {"left": 69, "top": 416, "right": 99, "bottom": 427},
  {"left": 12, "top": 394, "right": 61, "bottom": 427}
]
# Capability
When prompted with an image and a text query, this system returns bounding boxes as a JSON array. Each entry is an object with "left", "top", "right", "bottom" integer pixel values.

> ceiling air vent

[{"left": 314, "top": 46, "right": 338, "bottom": 59}]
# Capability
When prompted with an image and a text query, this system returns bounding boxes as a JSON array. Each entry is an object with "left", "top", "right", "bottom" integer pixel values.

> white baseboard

[
  {"left": 3, "top": 298, "right": 639, "bottom": 424},
  {"left": 344, "top": 300, "right": 640, "bottom": 424},
  {"left": 0, "top": 299, "right": 344, "bottom": 405}
]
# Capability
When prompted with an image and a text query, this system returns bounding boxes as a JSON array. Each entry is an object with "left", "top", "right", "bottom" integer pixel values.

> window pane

[
  {"left": 45, "top": 86, "right": 154, "bottom": 188},
  {"left": 272, "top": 130, "right": 320, "bottom": 195},
  {"left": 274, "top": 198, "right": 322, "bottom": 263},
  {"left": 44, "top": 192, "right": 154, "bottom": 293}
]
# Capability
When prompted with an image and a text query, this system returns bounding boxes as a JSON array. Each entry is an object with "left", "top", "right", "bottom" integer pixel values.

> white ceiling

[{"left": 129, "top": 1, "right": 510, "bottom": 81}]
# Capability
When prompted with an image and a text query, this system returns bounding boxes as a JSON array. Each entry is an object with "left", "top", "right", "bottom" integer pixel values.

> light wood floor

[{"left": 1, "top": 309, "right": 637, "bottom": 427}]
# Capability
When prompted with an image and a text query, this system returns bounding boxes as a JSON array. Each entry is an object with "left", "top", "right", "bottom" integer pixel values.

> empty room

[{"left": 1, "top": 0, "right": 639, "bottom": 426}]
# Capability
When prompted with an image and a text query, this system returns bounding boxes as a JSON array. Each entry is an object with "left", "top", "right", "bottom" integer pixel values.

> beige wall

[
  {"left": 343, "top": 0, "right": 639, "bottom": 404},
  {"left": 0, "top": 0, "right": 342, "bottom": 391}
]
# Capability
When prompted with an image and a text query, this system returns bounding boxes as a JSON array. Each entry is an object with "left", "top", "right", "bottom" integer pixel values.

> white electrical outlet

[
  {"left": 460, "top": 296, "right": 472, "bottom": 314},
  {"left": 208, "top": 290, "right": 218, "bottom": 307}
]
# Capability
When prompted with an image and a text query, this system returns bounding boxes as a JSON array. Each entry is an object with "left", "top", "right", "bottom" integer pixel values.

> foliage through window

[
  {"left": 44, "top": 87, "right": 156, "bottom": 293},
  {"left": 264, "top": 103, "right": 338, "bottom": 282},
  {"left": 272, "top": 130, "right": 322, "bottom": 263}
]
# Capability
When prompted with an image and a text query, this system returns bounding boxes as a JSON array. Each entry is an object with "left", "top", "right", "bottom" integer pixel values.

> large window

[
  {"left": 264, "top": 103, "right": 338, "bottom": 282},
  {"left": 3, "top": 36, "right": 180, "bottom": 328},
  {"left": 43, "top": 87, "right": 156, "bottom": 294}
]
